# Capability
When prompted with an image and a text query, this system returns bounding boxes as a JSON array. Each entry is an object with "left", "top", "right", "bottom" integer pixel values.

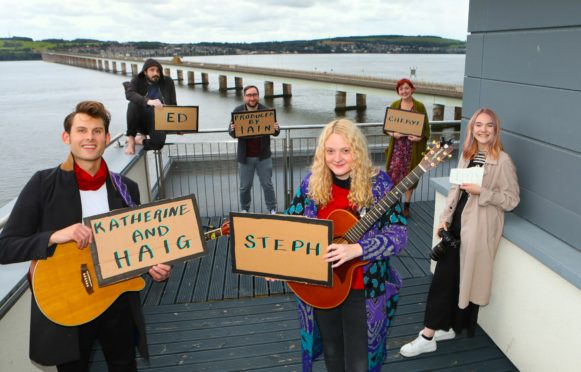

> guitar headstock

[
  {"left": 419, "top": 138, "right": 454, "bottom": 172},
  {"left": 204, "top": 220, "right": 231, "bottom": 241}
]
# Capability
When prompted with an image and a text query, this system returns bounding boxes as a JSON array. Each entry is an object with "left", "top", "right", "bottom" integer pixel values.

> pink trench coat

[{"left": 439, "top": 151, "right": 520, "bottom": 308}]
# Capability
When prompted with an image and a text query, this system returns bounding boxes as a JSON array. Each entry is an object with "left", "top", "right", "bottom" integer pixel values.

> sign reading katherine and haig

[
  {"left": 229, "top": 212, "right": 333, "bottom": 286},
  {"left": 154, "top": 105, "right": 199, "bottom": 133},
  {"left": 383, "top": 107, "right": 426, "bottom": 137},
  {"left": 84, "top": 195, "right": 207, "bottom": 286},
  {"left": 232, "top": 109, "right": 277, "bottom": 138}
]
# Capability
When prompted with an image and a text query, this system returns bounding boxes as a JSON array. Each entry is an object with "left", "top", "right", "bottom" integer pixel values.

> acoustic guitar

[
  {"left": 288, "top": 139, "right": 453, "bottom": 309},
  {"left": 31, "top": 221, "right": 230, "bottom": 326}
]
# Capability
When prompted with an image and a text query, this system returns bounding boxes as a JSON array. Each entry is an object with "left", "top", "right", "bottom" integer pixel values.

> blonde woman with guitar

[{"left": 284, "top": 119, "right": 409, "bottom": 372}]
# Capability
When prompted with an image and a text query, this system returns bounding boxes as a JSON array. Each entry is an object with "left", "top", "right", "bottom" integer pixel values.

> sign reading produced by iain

[
  {"left": 232, "top": 109, "right": 277, "bottom": 138},
  {"left": 85, "top": 195, "right": 207, "bottom": 286},
  {"left": 383, "top": 108, "right": 426, "bottom": 137},
  {"left": 154, "top": 105, "right": 199, "bottom": 133},
  {"left": 229, "top": 212, "right": 333, "bottom": 286}
]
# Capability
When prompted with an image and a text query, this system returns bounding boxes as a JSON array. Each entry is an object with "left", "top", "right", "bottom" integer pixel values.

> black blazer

[{"left": 0, "top": 155, "right": 147, "bottom": 365}]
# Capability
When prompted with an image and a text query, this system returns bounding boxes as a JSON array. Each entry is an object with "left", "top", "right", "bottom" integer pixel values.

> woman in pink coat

[{"left": 400, "top": 108, "right": 520, "bottom": 357}]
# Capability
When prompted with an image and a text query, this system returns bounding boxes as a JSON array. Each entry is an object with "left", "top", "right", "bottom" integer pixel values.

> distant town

[{"left": 0, "top": 35, "right": 465, "bottom": 61}]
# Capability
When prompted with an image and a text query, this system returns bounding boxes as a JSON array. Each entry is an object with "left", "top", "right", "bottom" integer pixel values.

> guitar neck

[
  {"left": 204, "top": 227, "right": 223, "bottom": 241},
  {"left": 343, "top": 165, "right": 426, "bottom": 243}
]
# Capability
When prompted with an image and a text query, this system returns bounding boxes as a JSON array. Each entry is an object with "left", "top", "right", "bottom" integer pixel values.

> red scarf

[{"left": 74, "top": 160, "right": 108, "bottom": 191}]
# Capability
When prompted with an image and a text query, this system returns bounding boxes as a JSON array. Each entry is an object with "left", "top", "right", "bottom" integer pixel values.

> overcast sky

[{"left": 1, "top": 0, "right": 469, "bottom": 43}]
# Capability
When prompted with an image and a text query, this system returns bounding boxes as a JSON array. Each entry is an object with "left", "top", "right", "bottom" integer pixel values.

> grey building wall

[{"left": 464, "top": 0, "right": 581, "bottom": 251}]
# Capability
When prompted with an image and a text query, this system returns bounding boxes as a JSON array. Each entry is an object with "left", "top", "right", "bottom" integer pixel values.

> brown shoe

[{"left": 403, "top": 202, "right": 411, "bottom": 218}]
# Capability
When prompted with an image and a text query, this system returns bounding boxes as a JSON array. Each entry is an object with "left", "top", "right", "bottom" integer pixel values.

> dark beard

[{"left": 146, "top": 76, "right": 160, "bottom": 84}]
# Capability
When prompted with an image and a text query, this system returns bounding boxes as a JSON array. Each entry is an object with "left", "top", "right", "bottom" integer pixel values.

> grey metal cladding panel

[
  {"left": 465, "top": 34, "right": 483, "bottom": 78},
  {"left": 462, "top": 77, "right": 481, "bottom": 116},
  {"left": 481, "top": 29, "right": 581, "bottom": 90},
  {"left": 502, "top": 133, "right": 581, "bottom": 249},
  {"left": 477, "top": 79, "right": 581, "bottom": 153},
  {"left": 469, "top": 0, "right": 581, "bottom": 32}
]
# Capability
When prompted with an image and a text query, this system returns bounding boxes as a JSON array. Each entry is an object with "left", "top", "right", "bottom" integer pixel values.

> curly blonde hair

[{"left": 308, "top": 119, "right": 376, "bottom": 208}]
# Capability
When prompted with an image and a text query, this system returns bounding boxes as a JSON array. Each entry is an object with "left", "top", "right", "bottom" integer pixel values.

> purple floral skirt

[{"left": 387, "top": 137, "right": 412, "bottom": 186}]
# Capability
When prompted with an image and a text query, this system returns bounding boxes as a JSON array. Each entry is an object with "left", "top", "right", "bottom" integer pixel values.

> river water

[{"left": 0, "top": 54, "right": 464, "bottom": 206}]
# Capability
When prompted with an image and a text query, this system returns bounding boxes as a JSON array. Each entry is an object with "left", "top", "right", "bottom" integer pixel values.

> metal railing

[{"left": 148, "top": 121, "right": 460, "bottom": 217}]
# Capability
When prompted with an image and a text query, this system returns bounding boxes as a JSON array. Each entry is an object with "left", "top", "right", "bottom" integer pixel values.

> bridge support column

[
  {"left": 177, "top": 70, "right": 184, "bottom": 84},
  {"left": 282, "top": 83, "right": 292, "bottom": 97},
  {"left": 104, "top": 60, "right": 110, "bottom": 72},
  {"left": 201, "top": 73, "right": 209, "bottom": 85},
  {"left": 112, "top": 61, "right": 117, "bottom": 73},
  {"left": 432, "top": 104, "right": 445, "bottom": 121},
  {"left": 235, "top": 77, "right": 243, "bottom": 91},
  {"left": 121, "top": 62, "right": 127, "bottom": 74},
  {"left": 164, "top": 68, "right": 171, "bottom": 79},
  {"left": 97, "top": 60, "right": 103, "bottom": 71},
  {"left": 356, "top": 93, "right": 367, "bottom": 111},
  {"left": 131, "top": 64, "right": 138, "bottom": 76},
  {"left": 187, "top": 71, "right": 195, "bottom": 85},
  {"left": 219, "top": 75, "right": 228, "bottom": 91},
  {"left": 335, "top": 91, "right": 347, "bottom": 112},
  {"left": 454, "top": 106, "right": 462, "bottom": 120},
  {"left": 264, "top": 81, "right": 274, "bottom": 98}
]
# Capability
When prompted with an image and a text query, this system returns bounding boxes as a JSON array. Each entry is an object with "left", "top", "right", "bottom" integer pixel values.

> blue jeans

[{"left": 239, "top": 157, "right": 277, "bottom": 211}]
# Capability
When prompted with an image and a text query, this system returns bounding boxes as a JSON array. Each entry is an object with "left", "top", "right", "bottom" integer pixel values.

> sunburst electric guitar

[
  {"left": 31, "top": 221, "right": 230, "bottom": 326},
  {"left": 288, "top": 139, "right": 453, "bottom": 309}
]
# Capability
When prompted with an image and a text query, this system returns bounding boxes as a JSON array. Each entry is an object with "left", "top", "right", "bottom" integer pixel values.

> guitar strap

[{"left": 109, "top": 171, "right": 136, "bottom": 208}]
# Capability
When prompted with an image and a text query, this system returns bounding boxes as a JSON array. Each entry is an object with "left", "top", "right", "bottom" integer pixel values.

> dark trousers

[
  {"left": 57, "top": 294, "right": 137, "bottom": 372},
  {"left": 424, "top": 242, "right": 479, "bottom": 336},
  {"left": 314, "top": 290, "right": 368, "bottom": 372},
  {"left": 126, "top": 102, "right": 166, "bottom": 151}
]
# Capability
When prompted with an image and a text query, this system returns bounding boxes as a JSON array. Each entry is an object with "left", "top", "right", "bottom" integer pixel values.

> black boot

[{"left": 403, "top": 202, "right": 411, "bottom": 218}]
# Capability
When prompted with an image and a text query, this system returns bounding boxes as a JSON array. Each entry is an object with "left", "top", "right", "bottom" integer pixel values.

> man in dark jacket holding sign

[
  {"left": 229, "top": 85, "right": 280, "bottom": 214},
  {"left": 0, "top": 101, "right": 171, "bottom": 371},
  {"left": 125, "top": 58, "right": 177, "bottom": 154}
]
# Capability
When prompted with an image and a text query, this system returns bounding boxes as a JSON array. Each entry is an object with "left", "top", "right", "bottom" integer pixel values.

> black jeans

[
  {"left": 314, "top": 289, "right": 368, "bottom": 372},
  {"left": 126, "top": 102, "right": 166, "bottom": 151},
  {"left": 56, "top": 294, "right": 137, "bottom": 372}
]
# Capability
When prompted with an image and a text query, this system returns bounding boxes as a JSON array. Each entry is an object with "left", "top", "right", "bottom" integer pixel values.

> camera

[{"left": 430, "top": 228, "right": 460, "bottom": 261}]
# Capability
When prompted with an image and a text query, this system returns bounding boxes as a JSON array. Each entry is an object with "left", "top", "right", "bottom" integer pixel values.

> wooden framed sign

[
  {"left": 229, "top": 212, "right": 333, "bottom": 286},
  {"left": 383, "top": 107, "right": 426, "bottom": 137},
  {"left": 154, "top": 105, "right": 199, "bottom": 133},
  {"left": 232, "top": 109, "right": 277, "bottom": 138},
  {"left": 84, "top": 195, "right": 207, "bottom": 286}
]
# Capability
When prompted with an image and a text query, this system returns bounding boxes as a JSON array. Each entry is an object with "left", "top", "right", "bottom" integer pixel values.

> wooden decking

[{"left": 89, "top": 202, "right": 516, "bottom": 371}]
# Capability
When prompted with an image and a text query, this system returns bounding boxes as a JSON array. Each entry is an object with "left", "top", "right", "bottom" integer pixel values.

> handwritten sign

[
  {"left": 232, "top": 109, "right": 277, "bottom": 138},
  {"left": 383, "top": 108, "right": 426, "bottom": 137},
  {"left": 84, "top": 195, "right": 207, "bottom": 286},
  {"left": 154, "top": 105, "right": 199, "bottom": 133},
  {"left": 230, "top": 212, "right": 333, "bottom": 286},
  {"left": 450, "top": 167, "right": 484, "bottom": 186}
]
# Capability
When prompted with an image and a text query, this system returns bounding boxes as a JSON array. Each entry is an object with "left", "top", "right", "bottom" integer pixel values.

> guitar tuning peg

[{"left": 431, "top": 162, "right": 435, "bottom": 167}]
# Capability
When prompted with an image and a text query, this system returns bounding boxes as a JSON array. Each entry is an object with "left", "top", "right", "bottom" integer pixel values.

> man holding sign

[
  {"left": 0, "top": 101, "right": 171, "bottom": 371},
  {"left": 229, "top": 85, "right": 280, "bottom": 214},
  {"left": 124, "top": 58, "right": 177, "bottom": 154}
]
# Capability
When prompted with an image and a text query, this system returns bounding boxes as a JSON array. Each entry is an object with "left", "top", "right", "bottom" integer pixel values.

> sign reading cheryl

[
  {"left": 84, "top": 195, "right": 207, "bottom": 286},
  {"left": 383, "top": 107, "right": 426, "bottom": 137},
  {"left": 154, "top": 105, "right": 199, "bottom": 133},
  {"left": 229, "top": 212, "right": 333, "bottom": 286},
  {"left": 232, "top": 109, "right": 277, "bottom": 138}
]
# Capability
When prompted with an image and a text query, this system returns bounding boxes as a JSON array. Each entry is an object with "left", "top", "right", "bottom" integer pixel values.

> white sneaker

[
  {"left": 434, "top": 328, "right": 455, "bottom": 342},
  {"left": 400, "top": 331, "right": 436, "bottom": 357},
  {"left": 240, "top": 209, "right": 248, "bottom": 213},
  {"left": 270, "top": 209, "right": 277, "bottom": 215}
]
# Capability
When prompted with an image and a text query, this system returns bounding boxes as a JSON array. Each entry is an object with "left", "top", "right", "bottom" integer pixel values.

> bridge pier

[
  {"left": 112, "top": 61, "right": 117, "bottom": 73},
  {"left": 201, "top": 73, "right": 209, "bottom": 85},
  {"left": 131, "top": 64, "right": 138, "bottom": 76},
  {"left": 432, "top": 103, "right": 445, "bottom": 121},
  {"left": 121, "top": 62, "right": 127, "bottom": 75},
  {"left": 97, "top": 60, "right": 103, "bottom": 71},
  {"left": 335, "top": 91, "right": 367, "bottom": 112},
  {"left": 104, "top": 61, "right": 110, "bottom": 72},
  {"left": 177, "top": 70, "right": 184, "bottom": 84},
  {"left": 235, "top": 77, "right": 243, "bottom": 91},
  {"left": 164, "top": 68, "right": 171, "bottom": 79},
  {"left": 187, "top": 71, "right": 195, "bottom": 85},
  {"left": 219, "top": 75, "right": 227, "bottom": 91},
  {"left": 264, "top": 81, "right": 292, "bottom": 98}
]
